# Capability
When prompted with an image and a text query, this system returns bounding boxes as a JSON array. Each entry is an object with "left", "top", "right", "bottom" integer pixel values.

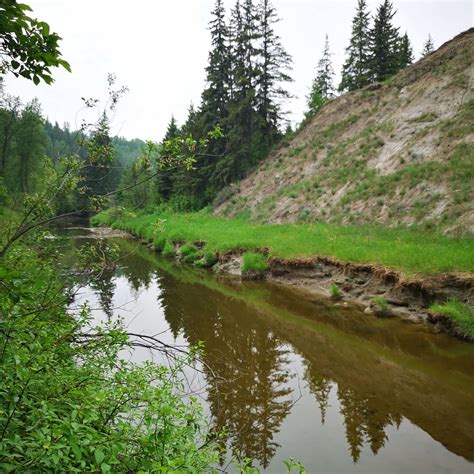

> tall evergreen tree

[
  {"left": 201, "top": 0, "right": 231, "bottom": 125},
  {"left": 422, "top": 34, "right": 434, "bottom": 57},
  {"left": 255, "top": 0, "right": 293, "bottom": 144},
  {"left": 397, "top": 32, "right": 414, "bottom": 68},
  {"left": 339, "top": 0, "right": 371, "bottom": 92},
  {"left": 368, "top": 0, "right": 401, "bottom": 82},
  {"left": 307, "top": 34, "right": 334, "bottom": 116},
  {"left": 219, "top": 0, "right": 260, "bottom": 185}
]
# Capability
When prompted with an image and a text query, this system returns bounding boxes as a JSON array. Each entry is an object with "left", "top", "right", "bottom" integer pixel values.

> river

[{"left": 62, "top": 227, "right": 474, "bottom": 473}]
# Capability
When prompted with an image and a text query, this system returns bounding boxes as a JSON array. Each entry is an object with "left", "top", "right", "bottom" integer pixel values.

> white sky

[{"left": 4, "top": 0, "right": 473, "bottom": 141}]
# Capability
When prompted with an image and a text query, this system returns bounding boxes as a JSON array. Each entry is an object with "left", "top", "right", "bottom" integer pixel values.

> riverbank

[{"left": 91, "top": 208, "right": 474, "bottom": 341}]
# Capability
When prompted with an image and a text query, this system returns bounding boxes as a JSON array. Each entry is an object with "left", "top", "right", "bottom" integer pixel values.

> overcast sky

[{"left": 4, "top": 0, "right": 473, "bottom": 141}]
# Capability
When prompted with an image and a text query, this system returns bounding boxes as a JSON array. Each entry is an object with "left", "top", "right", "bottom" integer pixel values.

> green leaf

[
  {"left": 39, "top": 21, "right": 50, "bottom": 36},
  {"left": 94, "top": 448, "right": 105, "bottom": 464},
  {"left": 71, "top": 443, "right": 81, "bottom": 461}
]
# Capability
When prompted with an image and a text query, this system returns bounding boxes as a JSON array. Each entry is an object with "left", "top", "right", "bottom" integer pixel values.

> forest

[{"left": 1, "top": 0, "right": 473, "bottom": 472}]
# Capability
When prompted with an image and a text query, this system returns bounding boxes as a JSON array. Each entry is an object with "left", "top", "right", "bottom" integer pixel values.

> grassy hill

[{"left": 215, "top": 29, "right": 474, "bottom": 235}]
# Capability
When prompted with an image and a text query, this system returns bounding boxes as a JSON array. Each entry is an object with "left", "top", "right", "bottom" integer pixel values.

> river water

[{"left": 64, "top": 229, "right": 474, "bottom": 473}]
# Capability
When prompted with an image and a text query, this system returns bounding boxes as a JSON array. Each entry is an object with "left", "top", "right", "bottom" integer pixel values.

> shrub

[
  {"left": 242, "top": 252, "right": 268, "bottom": 273},
  {"left": 330, "top": 283, "right": 342, "bottom": 301}
]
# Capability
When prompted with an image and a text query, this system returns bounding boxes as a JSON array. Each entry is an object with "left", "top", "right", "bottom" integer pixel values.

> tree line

[{"left": 118, "top": 0, "right": 436, "bottom": 212}]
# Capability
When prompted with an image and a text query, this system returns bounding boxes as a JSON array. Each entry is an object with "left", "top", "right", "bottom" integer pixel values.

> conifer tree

[
  {"left": 339, "top": 0, "right": 371, "bottom": 92},
  {"left": 422, "top": 34, "right": 434, "bottom": 57},
  {"left": 368, "top": 0, "right": 401, "bottom": 82},
  {"left": 256, "top": 0, "right": 293, "bottom": 143},
  {"left": 397, "top": 32, "right": 413, "bottom": 68},
  {"left": 307, "top": 34, "right": 334, "bottom": 116},
  {"left": 220, "top": 0, "right": 260, "bottom": 185},
  {"left": 201, "top": 0, "right": 231, "bottom": 125}
]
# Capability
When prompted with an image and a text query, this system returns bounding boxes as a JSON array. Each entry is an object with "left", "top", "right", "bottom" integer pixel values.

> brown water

[{"left": 67, "top": 232, "right": 474, "bottom": 473}]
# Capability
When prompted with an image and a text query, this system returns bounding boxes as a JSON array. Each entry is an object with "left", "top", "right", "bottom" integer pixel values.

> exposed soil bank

[
  {"left": 96, "top": 226, "right": 474, "bottom": 342},
  {"left": 216, "top": 250, "right": 473, "bottom": 341}
]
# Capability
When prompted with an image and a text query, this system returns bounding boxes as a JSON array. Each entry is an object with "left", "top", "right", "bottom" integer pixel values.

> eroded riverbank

[{"left": 90, "top": 224, "right": 474, "bottom": 341}]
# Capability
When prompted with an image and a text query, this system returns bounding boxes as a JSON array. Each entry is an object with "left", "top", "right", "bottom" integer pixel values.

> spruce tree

[
  {"left": 368, "top": 0, "right": 401, "bottom": 82},
  {"left": 220, "top": 0, "right": 260, "bottom": 185},
  {"left": 307, "top": 34, "right": 334, "bottom": 116},
  {"left": 339, "top": 0, "right": 371, "bottom": 92},
  {"left": 422, "top": 34, "right": 434, "bottom": 57},
  {"left": 397, "top": 32, "right": 413, "bottom": 68},
  {"left": 256, "top": 0, "right": 293, "bottom": 144},
  {"left": 201, "top": 0, "right": 231, "bottom": 125}
]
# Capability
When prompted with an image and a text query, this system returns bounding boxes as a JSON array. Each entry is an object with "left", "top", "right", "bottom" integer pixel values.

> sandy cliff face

[{"left": 215, "top": 29, "right": 474, "bottom": 234}]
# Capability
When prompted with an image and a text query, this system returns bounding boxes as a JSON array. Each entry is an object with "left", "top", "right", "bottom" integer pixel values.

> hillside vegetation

[{"left": 215, "top": 29, "right": 474, "bottom": 235}]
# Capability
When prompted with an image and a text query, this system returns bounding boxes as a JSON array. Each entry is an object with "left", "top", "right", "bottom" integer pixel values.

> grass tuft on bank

[
  {"left": 91, "top": 208, "right": 474, "bottom": 276},
  {"left": 430, "top": 299, "right": 474, "bottom": 337}
]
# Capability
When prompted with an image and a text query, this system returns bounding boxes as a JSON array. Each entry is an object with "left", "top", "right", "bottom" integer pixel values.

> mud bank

[{"left": 99, "top": 227, "right": 474, "bottom": 342}]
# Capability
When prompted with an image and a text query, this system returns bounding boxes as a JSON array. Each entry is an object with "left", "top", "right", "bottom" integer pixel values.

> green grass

[
  {"left": 92, "top": 208, "right": 474, "bottom": 276},
  {"left": 372, "top": 296, "right": 390, "bottom": 316},
  {"left": 430, "top": 299, "right": 474, "bottom": 337},
  {"left": 242, "top": 252, "right": 268, "bottom": 273}
]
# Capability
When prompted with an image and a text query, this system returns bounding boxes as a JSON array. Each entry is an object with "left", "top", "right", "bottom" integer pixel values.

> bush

[
  {"left": 242, "top": 252, "right": 268, "bottom": 273},
  {"left": 330, "top": 283, "right": 342, "bottom": 301},
  {"left": 0, "top": 242, "right": 218, "bottom": 471}
]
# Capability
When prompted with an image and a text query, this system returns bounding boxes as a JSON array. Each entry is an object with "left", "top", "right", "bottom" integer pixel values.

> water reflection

[{"left": 69, "top": 236, "right": 474, "bottom": 472}]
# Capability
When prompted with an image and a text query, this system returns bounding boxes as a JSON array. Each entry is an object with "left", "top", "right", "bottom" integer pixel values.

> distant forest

[{"left": 0, "top": 82, "right": 145, "bottom": 212}]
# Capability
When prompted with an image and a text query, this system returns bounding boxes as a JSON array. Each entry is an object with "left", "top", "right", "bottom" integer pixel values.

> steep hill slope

[{"left": 215, "top": 29, "right": 474, "bottom": 235}]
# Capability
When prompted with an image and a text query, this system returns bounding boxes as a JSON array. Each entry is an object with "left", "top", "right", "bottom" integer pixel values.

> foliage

[
  {"left": 330, "top": 283, "right": 342, "bottom": 301},
  {"left": 430, "top": 298, "right": 474, "bottom": 337},
  {"left": 0, "top": 0, "right": 71, "bottom": 84},
  {"left": 179, "top": 242, "right": 200, "bottom": 263},
  {"left": 196, "top": 248, "right": 219, "bottom": 268},
  {"left": 145, "top": 0, "right": 293, "bottom": 208},
  {"left": 307, "top": 34, "right": 334, "bottom": 116},
  {"left": 397, "top": 32, "right": 414, "bottom": 69},
  {"left": 422, "top": 34, "right": 435, "bottom": 57},
  {"left": 339, "top": 0, "right": 371, "bottom": 92},
  {"left": 242, "top": 251, "right": 269, "bottom": 273},
  {"left": 92, "top": 208, "right": 474, "bottom": 276},
  {"left": 371, "top": 296, "right": 390, "bottom": 316},
  {"left": 367, "top": 0, "right": 401, "bottom": 83},
  {"left": 0, "top": 239, "right": 219, "bottom": 472}
]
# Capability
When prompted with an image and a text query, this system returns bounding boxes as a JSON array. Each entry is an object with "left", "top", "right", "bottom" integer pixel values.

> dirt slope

[{"left": 215, "top": 29, "right": 474, "bottom": 234}]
